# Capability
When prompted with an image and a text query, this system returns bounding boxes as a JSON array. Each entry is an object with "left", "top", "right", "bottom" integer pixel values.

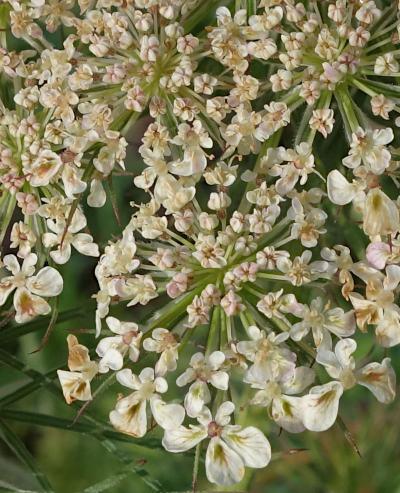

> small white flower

[
  {"left": 176, "top": 351, "right": 229, "bottom": 417},
  {"left": 0, "top": 253, "right": 63, "bottom": 323},
  {"left": 162, "top": 402, "right": 271, "bottom": 486},
  {"left": 96, "top": 317, "right": 142, "bottom": 373},
  {"left": 110, "top": 368, "right": 184, "bottom": 437}
]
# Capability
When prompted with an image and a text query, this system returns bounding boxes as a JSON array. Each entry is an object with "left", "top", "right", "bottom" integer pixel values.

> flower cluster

[{"left": 0, "top": 0, "right": 399, "bottom": 488}]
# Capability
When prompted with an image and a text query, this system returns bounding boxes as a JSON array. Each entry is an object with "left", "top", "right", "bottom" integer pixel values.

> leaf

[
  {"left": 0, "top": 482, "right": 39, "bottom": 493},
  {"left": 0, "top": 307, "right": 82, "bottom": 344},
  {"left": 0, "top": 409, "right": 165, "bottom": 451},
  {"left": 0, "top": 420, "right": 54, "bottom": 493},
  {"left": 77, "top": 462, "right": 163, "bottom": 493}
]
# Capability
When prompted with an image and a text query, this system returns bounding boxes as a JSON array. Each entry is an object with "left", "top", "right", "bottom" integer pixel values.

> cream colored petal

[
  {"left": 301, "top": 381, "right": 343, "bottom": 432},
  {"left": 110, "top": 393, "right": 147, "bottom": 437},
  {"left": 162, "top": 424, "right": 207, "bottom": 453},
  {"left": 26, "top": 266, "right": 63, "bottom": 297},
  {"left": 222, "top": 426, "right": 271, "bottom": 468},
  {"left": 14, "top": 287, "right": 51, "bottom": 323},
  {"left": 205, "top": 437, "right": 244, "bottom": 486},
  {"left": 356, "top": 358, "right": 396, "bottom": 404}
]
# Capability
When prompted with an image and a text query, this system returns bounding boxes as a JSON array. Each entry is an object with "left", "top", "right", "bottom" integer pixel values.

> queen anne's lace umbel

[{"left": 0, "top": 0, "right": 400, "bottom": 487}]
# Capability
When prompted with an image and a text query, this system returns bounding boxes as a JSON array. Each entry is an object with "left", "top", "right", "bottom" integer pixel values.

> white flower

[
  {"left": 176, "top": 351, "right": 229, "bottom": 417},
  {"left": 317, "top": 338, "right": 396, "bottom": 403},
  {"left": 290, "top": 297, "right": 356, "bottom": 347},
  {"left": 42, "top": 210, "right": 99, "bottom": 264},
  {"left": 57, "top": 335, "right": 98, "bottom": 404},
  {"left": 342, "top": 127, "right": 393, "bottom": 175},
  {"left": 249, "top": 366, "right": 315, "bottom": 432},
  {"left": 237, "top": 326, "right": 296, "bottom": 384},
  {"left": 96, "top": 317, "right": 142, "bottom": 373},
  {"left": 143, "top": 328, "right": 180, "bottom": 376},
  {"left": 162, "top": 402, "right": 271, "bottom": 486},
  {"left": 0, "top": 253, "right": 63, "bottom": 323},
  {"left": 110, "top": 368, "right": 184, "bottom": 437}
]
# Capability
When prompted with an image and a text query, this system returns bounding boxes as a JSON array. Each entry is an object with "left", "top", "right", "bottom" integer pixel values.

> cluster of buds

[{"left": 0, "top": 0, "right": 399, "bottom": 488}]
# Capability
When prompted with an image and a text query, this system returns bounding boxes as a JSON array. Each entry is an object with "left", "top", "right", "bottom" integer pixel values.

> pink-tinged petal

[
  {"left": 356, "top": 358, "right": 396, "bottom": 404},
  {"left": 0, "top": 278, "right": 16, "bottom": 305},
  {"left": 14, "top": 287, "right": 51, "bottom": 323},
  {"left": 366, "top": 242, "right": 390, "bottom": 270}
]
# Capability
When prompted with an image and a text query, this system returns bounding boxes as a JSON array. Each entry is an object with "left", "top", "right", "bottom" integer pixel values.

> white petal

[
  {"left": 0, "top": 279, "right": 16, "bottom": 306},
  {"left": 205, "top": 437, "right": 244, "bottom": 486},
  {"left": 110, "top": 394, "right": 147, "bottom": 437},
  {"left": 356, "top": 358, "right": 396, "bottom": 404},
  {"left": 184, "top": 381, "right": 210, "bottom": 418},
  {"left": 222, "top": 426, "right": 271, "bottom": 468},
  {"left": 105, "top": 316, "right": 122, "bottom": 334},
  {"left": 301, "top": 381, "right": 343, "bottom": 432},
  {"left": 72, "top": 233, "right": 100, "bottom": 257},
  {"left": 162, "top": 425, "right": 207, "bottom": 453},
  {"left": 50, "top": 244, "right": 72, "bottom": 264},
  {"left": 26, "top": 266, "right": 63, "bottom": 297},
  {"left": 207, "top": 350, "right": 225, "bottom": 369},
  {"left": 271, "top": 396, "right": 305, "bottom": 433},
  {"left": 176, "top": 368, "right": 196, "bottom": 387},
  {"left": 154, "top": 376, "right": 168, "bottom": 394},
  {"left": 98, "top": 348, "right": 124, "bottom": 373},
  {"left": 335, "top": 338, "right": 356, "bottom": 369},
  {"left": 87, "top": 179, "right": 106, "bottom": 208},
  {"left": 210, "top": 371, "right": 229, "bottom": 390},
  {"left": 116, "top": 368, "right": 141, "bottom": 390},
  {"left": 150, "top": 396, "right": 185, "bottom": 430},
  {"left": 327, "top": 170, "right": 356, "bottom": 205},
  {"left": 57, "top": 370, "right": 92, "bottom": 404},
  {"left": 215, "top": 401, "right": 235, "bottom": 426},
  {"left": 14, "top": 287, "right": 51, "bottom": 323},
  {"left": 280, "top": 366, "right": 315, "bottom": 395},
  {"left": 3, "top": 254, "right": 21, "bottom": 274}
]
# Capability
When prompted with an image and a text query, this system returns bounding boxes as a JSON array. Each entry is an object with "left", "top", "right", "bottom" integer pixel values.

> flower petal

[
  {"left": 162, "top": 425, "right": 207, "bottom": 453},
  {"left": 205, "top": 437, "right": 244, "bottom": 486},
  {"left": 301, "top": 381, "right": 343, "bottom": 431},
  {"left": 26, "top": 266, "right": 63, "bottom": 297},
  {"left": 222, "top": 426, "right": 271, "bottom": 468},
  {"left": 356, "top": 358, "right": 396, "bottom": 404}
]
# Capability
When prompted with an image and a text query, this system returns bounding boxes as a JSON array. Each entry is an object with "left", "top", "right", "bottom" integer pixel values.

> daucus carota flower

[{"left": 0, "top": 0, "right": 399, "bottom": 488}]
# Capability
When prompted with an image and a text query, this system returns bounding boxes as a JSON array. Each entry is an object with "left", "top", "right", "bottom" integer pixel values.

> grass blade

[
  {"left": 0, "top": 420, "right": 54, "bottom": 493},
  {"left": 77, "top": 462, "right": 163, "bottom": 493}
]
